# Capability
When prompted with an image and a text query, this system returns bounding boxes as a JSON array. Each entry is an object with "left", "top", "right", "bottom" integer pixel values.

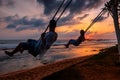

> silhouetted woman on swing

[
  {"left": 65, "top": 30, "right": 85, "bottom": 48},
  {"left": 5, "top": 20, "right": 58, "bottom": 57}
]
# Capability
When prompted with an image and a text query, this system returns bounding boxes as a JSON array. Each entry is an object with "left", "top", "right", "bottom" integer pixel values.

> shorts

[
  {"left": 69, "top": 39, "right": 79, "bottom": 46},
  {"left": 21, "top": 39, "right": 37, "bottom": 50},
  {"left": 21, "top": 39, "right": 38, "bottom": 57}
]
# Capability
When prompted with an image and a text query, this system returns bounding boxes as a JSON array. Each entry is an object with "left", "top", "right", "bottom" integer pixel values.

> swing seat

[{"left": 28, "top": 50, "right": 38, "bottom": 57}]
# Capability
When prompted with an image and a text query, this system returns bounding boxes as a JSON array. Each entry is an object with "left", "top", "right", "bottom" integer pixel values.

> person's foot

[
  {"left": 20, "top": 49, "right": 24, "bottom": 53},
  {"left": 64, "top": 44, "right": 69, "bottom": 48},
  {"left": 5, "top": 51, "right": 13, "bottom": 57}
]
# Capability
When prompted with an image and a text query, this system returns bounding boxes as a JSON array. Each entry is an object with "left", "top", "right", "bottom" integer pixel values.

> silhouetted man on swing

[
  {"left": 65, "top": 30, "right": 85, "bottom": 48},
  {"left": 5, "top": 20, "right": 58, "bottom": 57}
]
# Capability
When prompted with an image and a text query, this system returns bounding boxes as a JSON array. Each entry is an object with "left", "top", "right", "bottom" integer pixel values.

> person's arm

[
  {"left": 82, "top": 35, "right": 85, "bottom": 41},
  {"left": 41, "top": 32, "right": 46, "bottom": 45},
  {"left": 53, "top": 32, "right": 58, "bottom": 42}
]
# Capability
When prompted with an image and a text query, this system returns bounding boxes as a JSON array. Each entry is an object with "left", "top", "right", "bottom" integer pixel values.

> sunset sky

[{"left": 0, "top": 0, "right": 117, "bottom": 40}]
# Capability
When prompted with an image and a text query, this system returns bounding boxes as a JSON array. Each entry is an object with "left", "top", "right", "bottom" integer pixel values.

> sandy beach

[
  {"left": 0, "top": 45, "right": 120, "bottom": 80},
  {"left": 0, "top": 55, "right": 92, "bottom": 80},
  {"left": 0, "top": 40, "right": 106, "bottom": 75},
  {"left": 42, "top": 46, "right": 120, "bottom": 80}
]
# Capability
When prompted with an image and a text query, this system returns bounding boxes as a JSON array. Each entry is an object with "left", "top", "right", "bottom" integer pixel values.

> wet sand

[
  {"left": 0, "top": 46, "right": 120, "bottom": 80},
  {"left": 0, "top": 55, "right": 92, "bottom": 80},
  {"left": 42, "top": 46, "right": 120, "bottom": 80}
]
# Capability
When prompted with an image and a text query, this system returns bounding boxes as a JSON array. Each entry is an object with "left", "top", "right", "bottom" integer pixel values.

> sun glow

[{"left": 56, "top": 15, "right": 114, "bottom": 39}]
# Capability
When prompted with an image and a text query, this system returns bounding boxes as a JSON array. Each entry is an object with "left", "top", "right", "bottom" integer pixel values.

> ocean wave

[{"left": 0, "top": 39, "right": 117, "bottom": 49}]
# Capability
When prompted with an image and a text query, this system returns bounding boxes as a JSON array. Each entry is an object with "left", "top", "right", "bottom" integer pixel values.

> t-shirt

[
  {"left": 76, "top": 35, "right": 85, "bottom": 44},
  {"left": 45, "top": 32, "right": 57, "bottom": 49},
  {"left": 34, "top": 31, "right": 58, "bottom": 54}
]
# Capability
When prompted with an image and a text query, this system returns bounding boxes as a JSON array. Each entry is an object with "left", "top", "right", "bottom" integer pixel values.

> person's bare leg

[
  {"left": 5, "top": 43, "right": 23, "bottom": 56},
  {"left": 65, "top": 41, "right": 70, "bottom": 48},
  {"left": 20, "top": 48, "right": 24, "bottom": 53}
]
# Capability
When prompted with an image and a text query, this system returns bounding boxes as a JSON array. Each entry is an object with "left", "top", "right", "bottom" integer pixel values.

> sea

[{"left": 0, "top": 39, "right": 117, "bottom": 74}]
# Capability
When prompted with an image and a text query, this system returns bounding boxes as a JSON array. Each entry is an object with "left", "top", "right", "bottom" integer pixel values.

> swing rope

[
  {"left": 52, "top": 0, "right": 66, "bottom": 20},
  {"left": 56, "top": 0, "right": 72, "bottom": 22},
  {"left": 44, "top": 0, "right": 72, "bottom": 33},
  {"left": 44, "top": 0, "right": 65, "bottom": 33},
  {"left": 85, "top": 7, "right": 107, "bottom": 33}
]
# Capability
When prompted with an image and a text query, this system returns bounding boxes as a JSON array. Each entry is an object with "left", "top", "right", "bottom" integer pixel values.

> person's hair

[
  {"left": 80, "top": 30, "right": 85, "bottom": 36},
  {"left": 49, "top": 19, "right": 56, "bottom": 28}
]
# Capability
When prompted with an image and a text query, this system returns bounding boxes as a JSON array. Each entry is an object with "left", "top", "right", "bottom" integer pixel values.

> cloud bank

[
  {"left": 1, "top": 15, "right": 47, "bottom": 31},
  {"left": 0, "top": 0, "right": 107, "bottom": 31}
]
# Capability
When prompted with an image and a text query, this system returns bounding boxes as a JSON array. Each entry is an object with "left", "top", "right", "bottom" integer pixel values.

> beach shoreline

[
  {"left": 0, "top": 55, "right": 93, "bottom": 80},
  {"left": 0, "top": 45, "right": 120, "bottom": 80},
  {"left": 0, "top": 40, "right": 104, "bottom": 75}
]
